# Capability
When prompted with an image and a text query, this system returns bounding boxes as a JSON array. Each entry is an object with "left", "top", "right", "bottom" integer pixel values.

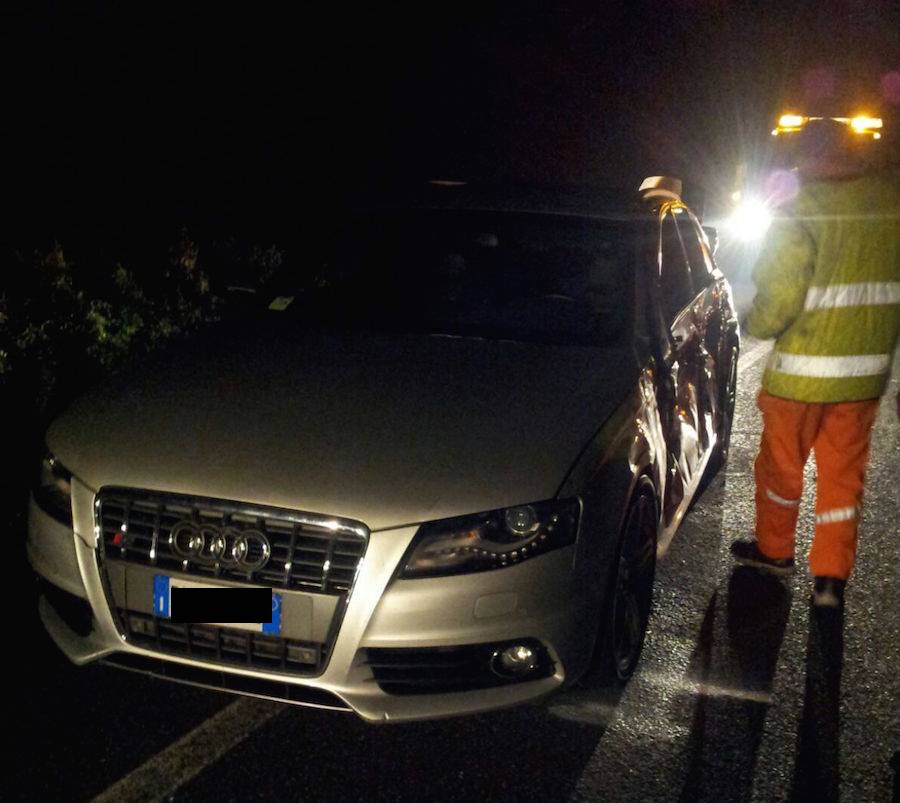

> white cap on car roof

[{"left": 638, "top": 176, "right": 683, "bottom": 201}]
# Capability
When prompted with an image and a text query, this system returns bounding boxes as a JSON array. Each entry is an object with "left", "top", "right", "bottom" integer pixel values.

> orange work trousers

[{"left": 754, "top": 390, "right": 879, "bottom": 580}]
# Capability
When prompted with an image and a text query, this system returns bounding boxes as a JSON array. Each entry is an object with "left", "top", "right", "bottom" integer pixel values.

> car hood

[{"left": 48, "top": 324, "right": 636, "bottom": 531}]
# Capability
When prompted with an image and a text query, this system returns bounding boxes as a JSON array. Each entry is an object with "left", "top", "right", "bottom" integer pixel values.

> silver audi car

[{"left": 28, "top": 179, "right": 739, "bottom": 722}]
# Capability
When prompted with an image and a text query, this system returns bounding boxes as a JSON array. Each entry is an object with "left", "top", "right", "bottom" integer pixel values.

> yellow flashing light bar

[
  {"left": 849, "top": 116, "right": 882, "bottom": 132},
  {"left": 778, "top": 114, "right": 807, "bottom": 129},
  {"left": 772, "top": 113, "right": 883, "bottom": 138}
]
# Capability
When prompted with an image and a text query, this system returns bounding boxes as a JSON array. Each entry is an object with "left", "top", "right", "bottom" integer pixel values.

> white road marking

[{"left": 90, "top": 697, "right": 282, "bottom": 803}]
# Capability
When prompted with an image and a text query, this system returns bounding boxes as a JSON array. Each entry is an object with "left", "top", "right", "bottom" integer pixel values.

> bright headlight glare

[
  {"left": 777, "top": 113, "right": 806, "bottom": 129},
  {"left": 35, "top": 452, "right": 73, "bottom": 525},
  {"left": 400, "top": 498, "right": 580, "bottom": 578},
  {"left": 726, "top": 198, "right": 773, "bottom": 243}
]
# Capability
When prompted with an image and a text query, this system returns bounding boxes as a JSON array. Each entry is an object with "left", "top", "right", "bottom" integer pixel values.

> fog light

[
  {"left": 287, "top": 644, "right": 319, "bottom": 665},
  {"left": 492, "top": 644, "right": 539, "bottom": 678},
  {"left": 129, "top": 615, "right": 157, "bottom": 637}
]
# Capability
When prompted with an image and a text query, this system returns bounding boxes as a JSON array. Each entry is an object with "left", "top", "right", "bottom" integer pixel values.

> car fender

[{"left": 557, "top": 369, "right": 665, "bottom": 596}]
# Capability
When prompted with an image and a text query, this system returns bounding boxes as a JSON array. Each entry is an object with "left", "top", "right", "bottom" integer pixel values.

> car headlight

[
  {"left": 34, "top": 452, "right": 73, "bottom": 525},
  {"left": 400, "top": 498, "right": 580, "bottom": 579},
  {"left": 725, "top": 197, "right": 773, "bottom": 242}
]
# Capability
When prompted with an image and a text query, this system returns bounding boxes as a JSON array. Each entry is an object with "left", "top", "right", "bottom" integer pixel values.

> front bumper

[{"left": 27, "top": 479, "right": 597, "bottom": 723}]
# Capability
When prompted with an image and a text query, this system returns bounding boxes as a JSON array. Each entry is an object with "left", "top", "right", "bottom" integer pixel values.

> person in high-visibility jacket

[{"left": 731, "top": 120, "right": 900, "bottom": 607}]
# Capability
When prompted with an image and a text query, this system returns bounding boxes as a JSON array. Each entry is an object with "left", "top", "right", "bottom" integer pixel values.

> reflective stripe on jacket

[{"left": 745, "top": 170, "right": 900, "bottom": 402}]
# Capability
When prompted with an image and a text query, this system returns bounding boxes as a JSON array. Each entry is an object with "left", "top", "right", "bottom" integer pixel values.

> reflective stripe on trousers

[
  {"left": 816, "top": 506, "right": 858, "bottom": 525},
  {"left": 766, "top": 488, "right": 800, "bottom": 507}
]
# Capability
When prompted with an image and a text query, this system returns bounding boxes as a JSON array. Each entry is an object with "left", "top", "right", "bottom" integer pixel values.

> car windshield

[{"left": 265, "top": 209, "right": 633, "bottom": 346}]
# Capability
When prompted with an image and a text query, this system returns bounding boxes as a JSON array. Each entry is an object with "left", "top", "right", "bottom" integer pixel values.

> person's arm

[{"left": 744, "top": 214, "right": 815, "bottom": 340}]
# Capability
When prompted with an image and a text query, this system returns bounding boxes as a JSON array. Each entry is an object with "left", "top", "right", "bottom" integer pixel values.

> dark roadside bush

[
  {"left": 1, "top": 231, "right": 212, "bottom": 418},
  {"left": 0, "top": 228, "right": 286, "bottom": 434}
]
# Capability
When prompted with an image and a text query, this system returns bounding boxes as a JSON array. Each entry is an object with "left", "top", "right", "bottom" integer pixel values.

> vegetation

[{"left": 0, "top": 230, "right": 282, "bottom": 421}]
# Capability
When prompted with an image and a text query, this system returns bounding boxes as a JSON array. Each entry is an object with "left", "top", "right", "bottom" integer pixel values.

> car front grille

[
  {"left": 121, "top": 609, "right": 326, "bottom": 675},
  {"left": 97, "top": 489, "right": 368, "bottom": 595}
]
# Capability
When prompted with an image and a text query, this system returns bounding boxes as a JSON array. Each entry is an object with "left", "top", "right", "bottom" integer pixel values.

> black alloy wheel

[
  {"left": 716, "top": 344, "right": 739, "bottom": 467},
  {"left": 703, "top": 343, "right": 738, "bottom": 486},
  {"left": 598, "top": 479, "right": 658, "bottom": 684}
]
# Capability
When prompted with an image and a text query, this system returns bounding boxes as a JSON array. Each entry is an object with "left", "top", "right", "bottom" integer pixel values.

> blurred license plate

[{"left": 152, "top": 575, "right": 282, "bottom": 635}]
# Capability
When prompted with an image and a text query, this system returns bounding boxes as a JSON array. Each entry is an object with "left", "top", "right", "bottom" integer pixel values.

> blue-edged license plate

[{"left": 152, "top": 575, "right": 282, "bottom": 635}]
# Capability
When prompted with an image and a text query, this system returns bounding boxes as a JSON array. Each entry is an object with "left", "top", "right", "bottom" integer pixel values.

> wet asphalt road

[{"left": 7, "top": 298, "right": 900, "bottom": 802}]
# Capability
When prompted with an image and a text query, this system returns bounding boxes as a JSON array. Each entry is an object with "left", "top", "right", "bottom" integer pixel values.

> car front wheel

[{"left": 595, "top": 478, "right": 658, "bottom": 684}]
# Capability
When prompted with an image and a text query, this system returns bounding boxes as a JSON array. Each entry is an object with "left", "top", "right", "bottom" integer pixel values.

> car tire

[
  {"left": 700, "top": 341, "right": 738, "bottom": 494},
  {"left": 711, "top": 342, "right": 739, "bottom": 473},
  {"left": 593, "top": 477, "right": 658, "bottom": 685}
]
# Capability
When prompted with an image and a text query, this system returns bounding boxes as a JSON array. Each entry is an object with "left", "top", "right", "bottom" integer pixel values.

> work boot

[
  {"left": 730, "top": 539, "right": 795, "bottom": 576},
  {"left": 812, "top": 576, "right": 846, "bottom": 608}
]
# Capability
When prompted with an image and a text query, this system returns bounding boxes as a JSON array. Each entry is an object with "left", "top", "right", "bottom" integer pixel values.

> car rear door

[
  {"left": 674, "top": 208, "right": 723, "bottom": 455},
  {"left": 657, "top": 209, "right": 705, "bottom": 525}
]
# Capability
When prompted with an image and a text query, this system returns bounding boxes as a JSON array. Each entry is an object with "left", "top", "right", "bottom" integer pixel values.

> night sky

[{"left": 3, "top": 1, "right": 898, "bottom": 236}]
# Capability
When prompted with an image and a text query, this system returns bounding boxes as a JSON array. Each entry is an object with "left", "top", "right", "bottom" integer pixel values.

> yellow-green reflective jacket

[{"left": 745, "top": 170, "right": 900, "bottom": 402}]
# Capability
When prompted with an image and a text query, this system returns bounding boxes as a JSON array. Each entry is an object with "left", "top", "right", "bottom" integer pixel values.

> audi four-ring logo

[{"left": 169, "top": 520, "right": 272, "bottom": 571}]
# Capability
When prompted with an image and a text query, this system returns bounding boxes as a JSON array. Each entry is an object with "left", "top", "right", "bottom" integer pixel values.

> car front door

[{"left": 676, "top": 209, "right": 739, "bottom": 458}]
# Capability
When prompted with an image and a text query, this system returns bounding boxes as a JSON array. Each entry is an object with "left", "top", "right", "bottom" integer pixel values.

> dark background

[{"left": 2, "top": 0, "right": 899, "bottom": 241}]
